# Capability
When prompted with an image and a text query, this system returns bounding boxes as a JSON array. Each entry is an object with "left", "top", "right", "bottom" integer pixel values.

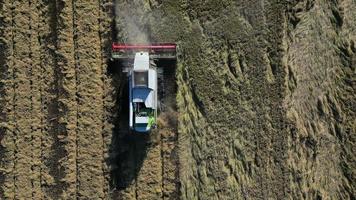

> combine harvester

[{"left": 112, "top": 43, "right": 177, "bottom": 133}]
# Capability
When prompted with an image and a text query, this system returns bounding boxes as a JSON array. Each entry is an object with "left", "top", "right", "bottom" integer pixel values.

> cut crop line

[
  {"left": 10, "top": 0, "right": 17, "bottom": 196},
  {"left": 28, "top": 4, "right": 35, "bottom": 199},
  {"left": 134, "top": 142, "right": 138, "bottom": 200},
  {"left": 0, "top": 1, "right": 17, "bottom": 198},
  {"left": 71, "top": 0, "right": 79, "bottom": 198},
  {"left": 160, "top": 130, "right": 164, "bottom": 200},
  {"left": 98, "top": 0, "right": 108, "bottom": 198},
  {"left": 37, "top": 1, "right": 45, "bottom": 196},
  {"left": 28, "top": 0, "right": 35, "bottom": 198}
]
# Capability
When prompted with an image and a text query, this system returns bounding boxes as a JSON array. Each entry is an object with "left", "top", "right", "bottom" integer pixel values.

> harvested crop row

[
  {"left": 161, "top": 128, "right": 179, "bottom": 199},
  {"left": 135, "top": 137, "right": 163, "bottom": 199},
  {"left": 113, "top": 131, "right": 178, "bottom": 200},
  {"left": 11, "top": 0, "right": 38, "bottom": 198},
  {"left": 29, "top": 0, "right": 45, "bottom": 199},
  {"left": 73, "top": 0, "right": 106, "bottom": 199},
  {"left": 1, "top": 0, "right": 115, "bottom": 198},
  {"left": 110, "top": 132, "right": 163, "bottom": 200},
  {"left": 55, "top": 0, "right": 78, "bottom": 198},
  {"left": 0, "top": 0, "right": 16, "bottom": 199},
  {"left": 36, "top": 1, "right": 66, "bottom": 199},
  {"left": 98, "top": 0, "right": 115, "bottom": 197},
  {"left": 159, "top": 65, "right": 179, "bottom": 200}
]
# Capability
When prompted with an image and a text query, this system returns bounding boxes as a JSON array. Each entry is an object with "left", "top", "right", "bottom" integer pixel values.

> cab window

[{"left": 134, "top": 71, "right": 148, "bottom": 87}]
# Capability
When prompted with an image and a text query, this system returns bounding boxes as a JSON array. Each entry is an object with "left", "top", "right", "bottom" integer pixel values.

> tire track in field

[
  {"left": 37, "top": 1, "right": 65, "bottom": 199},
  {"left": 55, "top": 0, "right": 78, "bottom": 198},
  {"left": 73, "top": 1, "right": 105, "bottom": 198}
]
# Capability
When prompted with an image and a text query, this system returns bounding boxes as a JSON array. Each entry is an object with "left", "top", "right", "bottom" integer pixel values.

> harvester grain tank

[{"left": 111, "top": 43, "right": 177, "bottom": 133}]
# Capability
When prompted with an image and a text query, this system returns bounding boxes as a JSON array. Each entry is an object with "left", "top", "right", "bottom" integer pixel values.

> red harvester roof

[{"left": 112, "top": 43, "right": 176, "bottom": 51}]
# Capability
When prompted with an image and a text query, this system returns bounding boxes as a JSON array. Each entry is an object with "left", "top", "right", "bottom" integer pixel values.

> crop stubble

[
  {"left": 0, "top": 0, "right": 180, "bottom": 199},
  {"left": 0, "top": 0, "right": 114, "bottom": 199}
]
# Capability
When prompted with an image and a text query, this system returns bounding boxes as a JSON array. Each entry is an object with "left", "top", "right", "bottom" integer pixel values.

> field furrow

[{"left": 73, "top": 1, "right": 105, "bottom": 199}]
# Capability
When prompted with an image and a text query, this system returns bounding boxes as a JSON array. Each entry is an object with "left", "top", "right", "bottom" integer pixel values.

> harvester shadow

[
  {"left": 108, "top": 58, "right": 177, "bottom": 191},
  {"left": 108, "top": 61, "right": 150, "bottom": 190}
]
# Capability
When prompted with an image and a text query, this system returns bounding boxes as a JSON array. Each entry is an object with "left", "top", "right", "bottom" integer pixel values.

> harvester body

[
  {"left": 129, "top": 52, "right": 157, "bottom": 132},
  {"left": 112, "top": 43, "right": 176, "bottom": 133}
]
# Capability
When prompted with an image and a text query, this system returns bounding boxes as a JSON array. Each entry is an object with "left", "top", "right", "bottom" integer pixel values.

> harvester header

[
  {"left": 111, "top": 43, "right": 177, "bottom": 59},
  {"left": 112, "top": 43, "right": 176, "bottom": 51}
]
